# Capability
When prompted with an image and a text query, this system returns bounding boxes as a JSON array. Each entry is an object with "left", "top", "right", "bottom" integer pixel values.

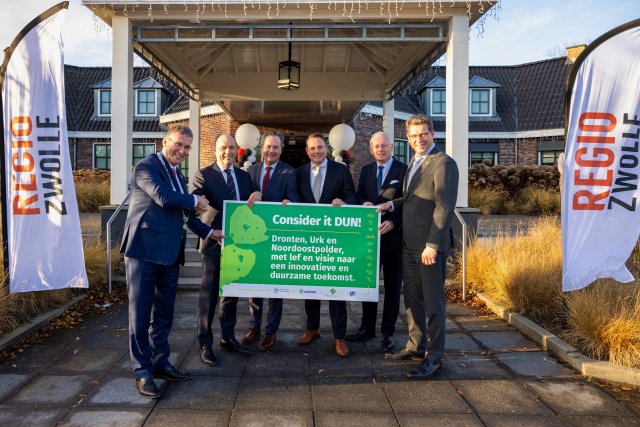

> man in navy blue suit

[
  {"left": 295, "top": 133, "right": 356, "bottom": 357},
  {"left": 346, "top": 132, "right": 407, "bottom": 353},
  {"left": 239, "top": 130, "right": 299, "bottom": 351},
  {"left": 121, "top": 125, "right": 220, "bottom": 399},
  {"left": 193, "top": 134, "right": 262, "bottom": 364}
]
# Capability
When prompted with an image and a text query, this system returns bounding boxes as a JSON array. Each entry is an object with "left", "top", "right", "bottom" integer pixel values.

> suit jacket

[
  {"left": 120, "top": 153, "right": 211, "bottom": 265},
  {"left": 357, "top": 158, "right": 408, "bottom": 251},
  {"left": 295, "top": 159, "right": 356, "bottom": 205},
  {"left": 393, "top": 147, "right": 459, "bottom": 252},
  {"left": 248, "top": 161, "right": 300, "bottom": 203},
  {"left": 192, "top": 163, "right": 254, "bottom": 256}
]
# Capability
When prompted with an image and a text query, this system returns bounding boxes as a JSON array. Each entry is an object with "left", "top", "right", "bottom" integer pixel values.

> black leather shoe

[
  {"left": 152, "top": 365, "right": 192, "bottom": 381},
  {"left": 345, "top": 327, "right": 376, "bottom": 341},
  {"left": 384, "top": 347, "right": 423, "bottom": 360},
  {"left": 220, "top": 337, "right": 252, "bottom": 355},
  {"left": 199, "top": 345, "right": 218, "bottom": 366},
  {"left": 381, "top": 335, "right": 395, "bottom": 353},
  {"left": 406, "top": 361, "right": 442, "bottom": 379},
  {"left": 135, "top": 376, "right": 161, "bottom": 399}
]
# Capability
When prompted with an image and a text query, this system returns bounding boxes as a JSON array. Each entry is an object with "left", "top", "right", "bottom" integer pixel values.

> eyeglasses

[
  {"left": 407, "top": 132, "right": 431, "bottom": 140},
  {"left": 165, "top": 137, "right": 191, "bottom": 150}
]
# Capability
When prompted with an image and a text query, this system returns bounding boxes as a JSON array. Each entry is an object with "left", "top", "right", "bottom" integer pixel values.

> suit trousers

[
  {"left": 360, "top": 247, "right": 403, "bottom": 336},
  {"left": 126, "top": 256, "right": 179, "bottom": 378},
  {"left": 248, "top": 297, "right": 284, "bottom": 334},
  {"left": 305, "top": 299, "right": 347, "bottom": 339},
  {"left": 402, "top": 248, "right": 447, "bottom": 364},
  {"left": 197, "top": 252, "right": 221, "bottom": 346}
]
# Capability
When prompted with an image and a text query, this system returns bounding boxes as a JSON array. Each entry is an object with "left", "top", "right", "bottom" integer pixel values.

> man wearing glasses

[{"left": 378, "top": 114, "right": 459, "bottom": 379}]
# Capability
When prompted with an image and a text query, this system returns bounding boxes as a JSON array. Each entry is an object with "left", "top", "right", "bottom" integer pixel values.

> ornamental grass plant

[{"left": 461, "top": 217, "right": 640, "bottom": 368}]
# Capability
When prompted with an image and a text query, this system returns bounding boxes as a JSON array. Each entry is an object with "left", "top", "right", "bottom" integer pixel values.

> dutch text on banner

[
  {"left": 2, "top": 3, "right": 88, "bottom": 293},
  {"left": 220, "top": 201, "right": 380, "bottom": 301},
  {"left": 562, "top": 21, "right": 640, "bottom": 292}
]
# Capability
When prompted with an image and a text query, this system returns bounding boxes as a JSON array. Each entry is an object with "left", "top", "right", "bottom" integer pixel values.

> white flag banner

[
  {"left": 562, "top": 20, "right": 640, "bottom": 292},
  {"left": 1, "top": 2, "right": 88, "bottom": 293}
]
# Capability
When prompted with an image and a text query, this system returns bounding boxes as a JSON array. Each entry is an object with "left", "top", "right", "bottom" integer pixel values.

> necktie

[
  {"left": 225, "top": 169, "right": 237, "bottom": 200},
  {"left": 376, "top": 165, "right": 384, "bottom": 193},
  {"left": 406, "top": 157, "right": 424, "bottom": 188},
  {"left": 262, "top": 166, "right": 272, "bottom": 193},
  {"left": 312, "top": 165, "right": 322, "bottom": 203},
  {"left": 171, "top": 167, "right": 183, "bottom": 193}
]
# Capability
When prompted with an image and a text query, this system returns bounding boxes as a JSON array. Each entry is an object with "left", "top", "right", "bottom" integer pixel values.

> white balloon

[
  {"left": 235, "top": 123, "right": 260, "bottom": 149},
  {"left": 333, "top": 155, "right": 343, "bottom": 163},
  {"left": 248, "top": 153, "right": 256, "bottom": 162},
  {"left": 243, "top": 161, "right": 252, "bottom": 169},
  {"left": 328, "top": 124, "right": 355, "bottom": 152}
]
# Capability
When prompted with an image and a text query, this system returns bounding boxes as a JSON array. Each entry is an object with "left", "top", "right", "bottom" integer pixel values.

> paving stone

[
  {"left": 0, "top": 343, "right": 68, "bottom": 370},
  {"left": 560, "top": 415, "right": 640, "bottom": 426},
  {"left": 397, "top": 413, "right": 483, "bottom": 426},
  {"left": 235, "top": 376, "right": 311, "bottom": 412},
  {"left": 525, "top": 380, "right": 633, "bottom": 416},
  {"left": 312, "top": 377, "right": 391, "bottom": 413},
  {"left": 54, "top": 348, "right": 125, "bottom": 372},
  {"left": 9, "top": 375, "right": 92, "bottom": 405},
  {"left": 119, "top": 352, "right": 181, "bottom": 371},
  {"left": 443, "top": 354, "right": 512, "bottom": 380},
  {"left": 231, "top": 410, "right": 313, "bottom": 427},
  {"left": 59, "top": 409, "right": 149, "bottom": 427},
  {"left": 316, "top": 411, "right": 398, "bottom": 427},
  {"left": 85, "top": 377, "right": 162, "bottom": 406},
  {"left": 370, "top": 355, "right": 418, "bottom": 377},
  {"left": 180, "top": 344, "right": 245, "bottom": 376},
  {"left": 382, "top": 377, "right": 472, "bottom": 413},
  {"left": 145, "top": 409, "right": 230, "bottom": 426},
  {"left": 72, "top": 328, "right": 129, "bottom": 349},
  {"left": 309, "top": 347, "right": 373, "bottom": 377},
  {"left": 471, "top": 331, "right": 540, "bottom": 352},
  {"left": 170, "top": 312, "right": 197, "bottom": 330},
  {"left": 243, "top": 351, "right": 309, "bottom": 377},
  {"left": 0, "top": 407, "right": 66, "bottom": 426},
  {"left": 479, "top": 414, "right": 566, "bottom": 426},
  {"left": 452, "top": 380, "right": 552, "bottom": 414},
  {"left": 454, "top": 315, "right": 514, "bottom": 332},
  {"left": 0, "top": 374, "right": 32, "bottom": 401},
  {"left": 446, "top": 304, "right": 480, "bottom": 316},
  {"left": 249, "top": 330, "right": 311, "bottom": 353},
  {"left": 157, "top": 376, "right": 240, "bottom": 411},
  {"left": 446, "top": 318, "right": 462, "bottom": 332},
  {"left": 445, "top": 333, "right": 483, "bottom": 352},
  {"left": 495, "top": 351, "right": 577, "bottom": 378}
]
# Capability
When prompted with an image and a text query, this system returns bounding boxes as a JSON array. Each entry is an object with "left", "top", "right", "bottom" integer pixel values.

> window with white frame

[
  {"left": 393, "top": 139, "right": 409, "bottom": 164},
  {"left": 470, "top": 152, "right": 496, "bottom": 166},
  {"left": 470, "top": 88, "right": 491, "bottom": 116},
  {"left": 540, "top": 150, "right": 563, "bottom": 165},
  {"left": 136, "top": 89, "right": 157, "bottom": 116},
  {"left": 98, "top": 90, "right": 111, "bottom": 116},
  {"left": 133, "top": 143, "right": 157, "bottom": 166},
  {"left": 430, "top": 89, "right": 446, "bottom": 116},
  {"left": 93, "top": 143, "right": 111, "bottom": 169}
]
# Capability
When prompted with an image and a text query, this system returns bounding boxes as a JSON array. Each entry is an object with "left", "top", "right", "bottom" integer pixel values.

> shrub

[
  {"left": 75, "top": 181, "right": 110, "bottom": 213},
  {"left": 468, "top": 187, "right": 505, "bottom": 215},
  {"left": 503, "top": 187, "right": 561, "bottom": 216}
]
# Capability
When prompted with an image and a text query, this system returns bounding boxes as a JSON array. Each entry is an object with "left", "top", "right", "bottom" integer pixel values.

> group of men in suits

[{"left": 122, "top": 113, "right": 459, "bottom": 398}]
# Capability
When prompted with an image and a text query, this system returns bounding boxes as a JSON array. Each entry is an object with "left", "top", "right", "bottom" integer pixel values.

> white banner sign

[
  {"left": 2, "top": 3, "right": 88, "bottom": 293},
  {"left": 562, "top": 21, "right": 640, "bottom": 292}
]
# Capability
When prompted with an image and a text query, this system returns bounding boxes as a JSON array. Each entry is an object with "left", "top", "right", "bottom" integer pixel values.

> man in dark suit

[
  {"left": 240, "top": 130, "right": 300, "bottom": 351},
  {"left": 122, "top": 125, "right": 219, "bottom": 399},
  {"left": 193, "top": 134, "right": 262, "bottom": 364},
  {"left": 379, "top": 114, "right": 459, "bottom": 379},
  {"left": 295, "top": 133, "right": 357, "bottom": 357},
  {"left": 346, "top": 132, "right": 407, "bottom": 353}
]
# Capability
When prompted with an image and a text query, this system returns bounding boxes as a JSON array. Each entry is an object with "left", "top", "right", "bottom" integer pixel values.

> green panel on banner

[{"left": 220, "top": 201, "right": 380, "bottom": 302}]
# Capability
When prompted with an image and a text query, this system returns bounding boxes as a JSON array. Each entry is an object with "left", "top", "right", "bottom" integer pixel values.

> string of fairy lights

[{"left": 88, "top": 0, "right": 500, "bottom": 31}]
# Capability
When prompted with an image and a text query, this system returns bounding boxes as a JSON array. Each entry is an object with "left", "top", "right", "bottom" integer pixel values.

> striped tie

[{"left": 225, "top": 169, "right": 237, "bottom": 200}]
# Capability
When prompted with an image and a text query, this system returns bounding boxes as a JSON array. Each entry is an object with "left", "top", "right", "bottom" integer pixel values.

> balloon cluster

[
  {"left": 329, "top": 124, "right": 355, "bottom": 164},
  {"left": 235, "top": 123, "right": 260, "bottom": 170}
]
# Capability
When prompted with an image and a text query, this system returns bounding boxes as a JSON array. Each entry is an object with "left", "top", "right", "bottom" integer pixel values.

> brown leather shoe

[
  {"left": 296, "top": 329, "right": 320, "bottom": 345},
  {"left": 240, "top": 327, "right": 260, "bottom": 345},
  {"left": 334, "top": 339, "right": 350, "bottom": 357},
  {"left": 258, "top": 333, "right": 276, "bottom": 351}
]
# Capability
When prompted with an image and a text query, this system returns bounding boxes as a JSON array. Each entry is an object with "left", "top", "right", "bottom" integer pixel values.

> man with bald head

[
  {"left": 346, "top": 132, "right": 407, "bottom": 353},
  {"left": 192, "top": 133, "right": 261, "bottom": 364}
]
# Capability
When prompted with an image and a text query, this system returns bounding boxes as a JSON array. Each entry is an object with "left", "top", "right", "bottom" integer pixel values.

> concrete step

[
  {"left": 179, "top": 261, "right": 202, "bottom": 277},
  {"left": 185, "top": 249, "right": 201, "bottom": 262},
  {"left": 111, "top": 275, "right": 201, "bottom": 290}
]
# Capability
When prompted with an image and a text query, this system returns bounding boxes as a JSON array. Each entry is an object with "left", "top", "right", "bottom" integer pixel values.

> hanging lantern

[{"left": 278, "top": 41, "right": 300, "bottom": 90}]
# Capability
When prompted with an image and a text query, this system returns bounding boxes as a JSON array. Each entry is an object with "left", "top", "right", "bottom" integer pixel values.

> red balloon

[{"left": 238, "top": 148, "right": 245, "bottom": 156}]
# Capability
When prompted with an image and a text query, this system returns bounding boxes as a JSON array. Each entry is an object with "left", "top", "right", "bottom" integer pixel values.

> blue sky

[{"left": 0, "top": 0, "right": 638, "bottom": 67}]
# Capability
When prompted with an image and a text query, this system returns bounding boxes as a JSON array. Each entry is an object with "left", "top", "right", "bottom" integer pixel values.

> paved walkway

[{"left": 1, "top": 288, "right": 639, "bottom": 426}]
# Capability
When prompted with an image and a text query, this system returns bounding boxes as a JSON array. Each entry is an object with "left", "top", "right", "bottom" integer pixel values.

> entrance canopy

[{"left": 83, "top": 1, "right": 494, "bottom": 125}]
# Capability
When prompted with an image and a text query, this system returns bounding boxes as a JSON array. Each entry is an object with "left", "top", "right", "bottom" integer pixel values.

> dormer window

[
  {"left": 431, "top": 89, "right": 446, "bottom": 116},
  {"left": 136, "top": 89, "right": 157, "bottom": 116},
  {"left": 421, "top": 76, "right": 446, "bottom": 117},
  {"left": 469, "top": 76, "right": 500, "bottom": 118},
  {"left": 99, "top": 89, "right": 111, "bottom": 116}
]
